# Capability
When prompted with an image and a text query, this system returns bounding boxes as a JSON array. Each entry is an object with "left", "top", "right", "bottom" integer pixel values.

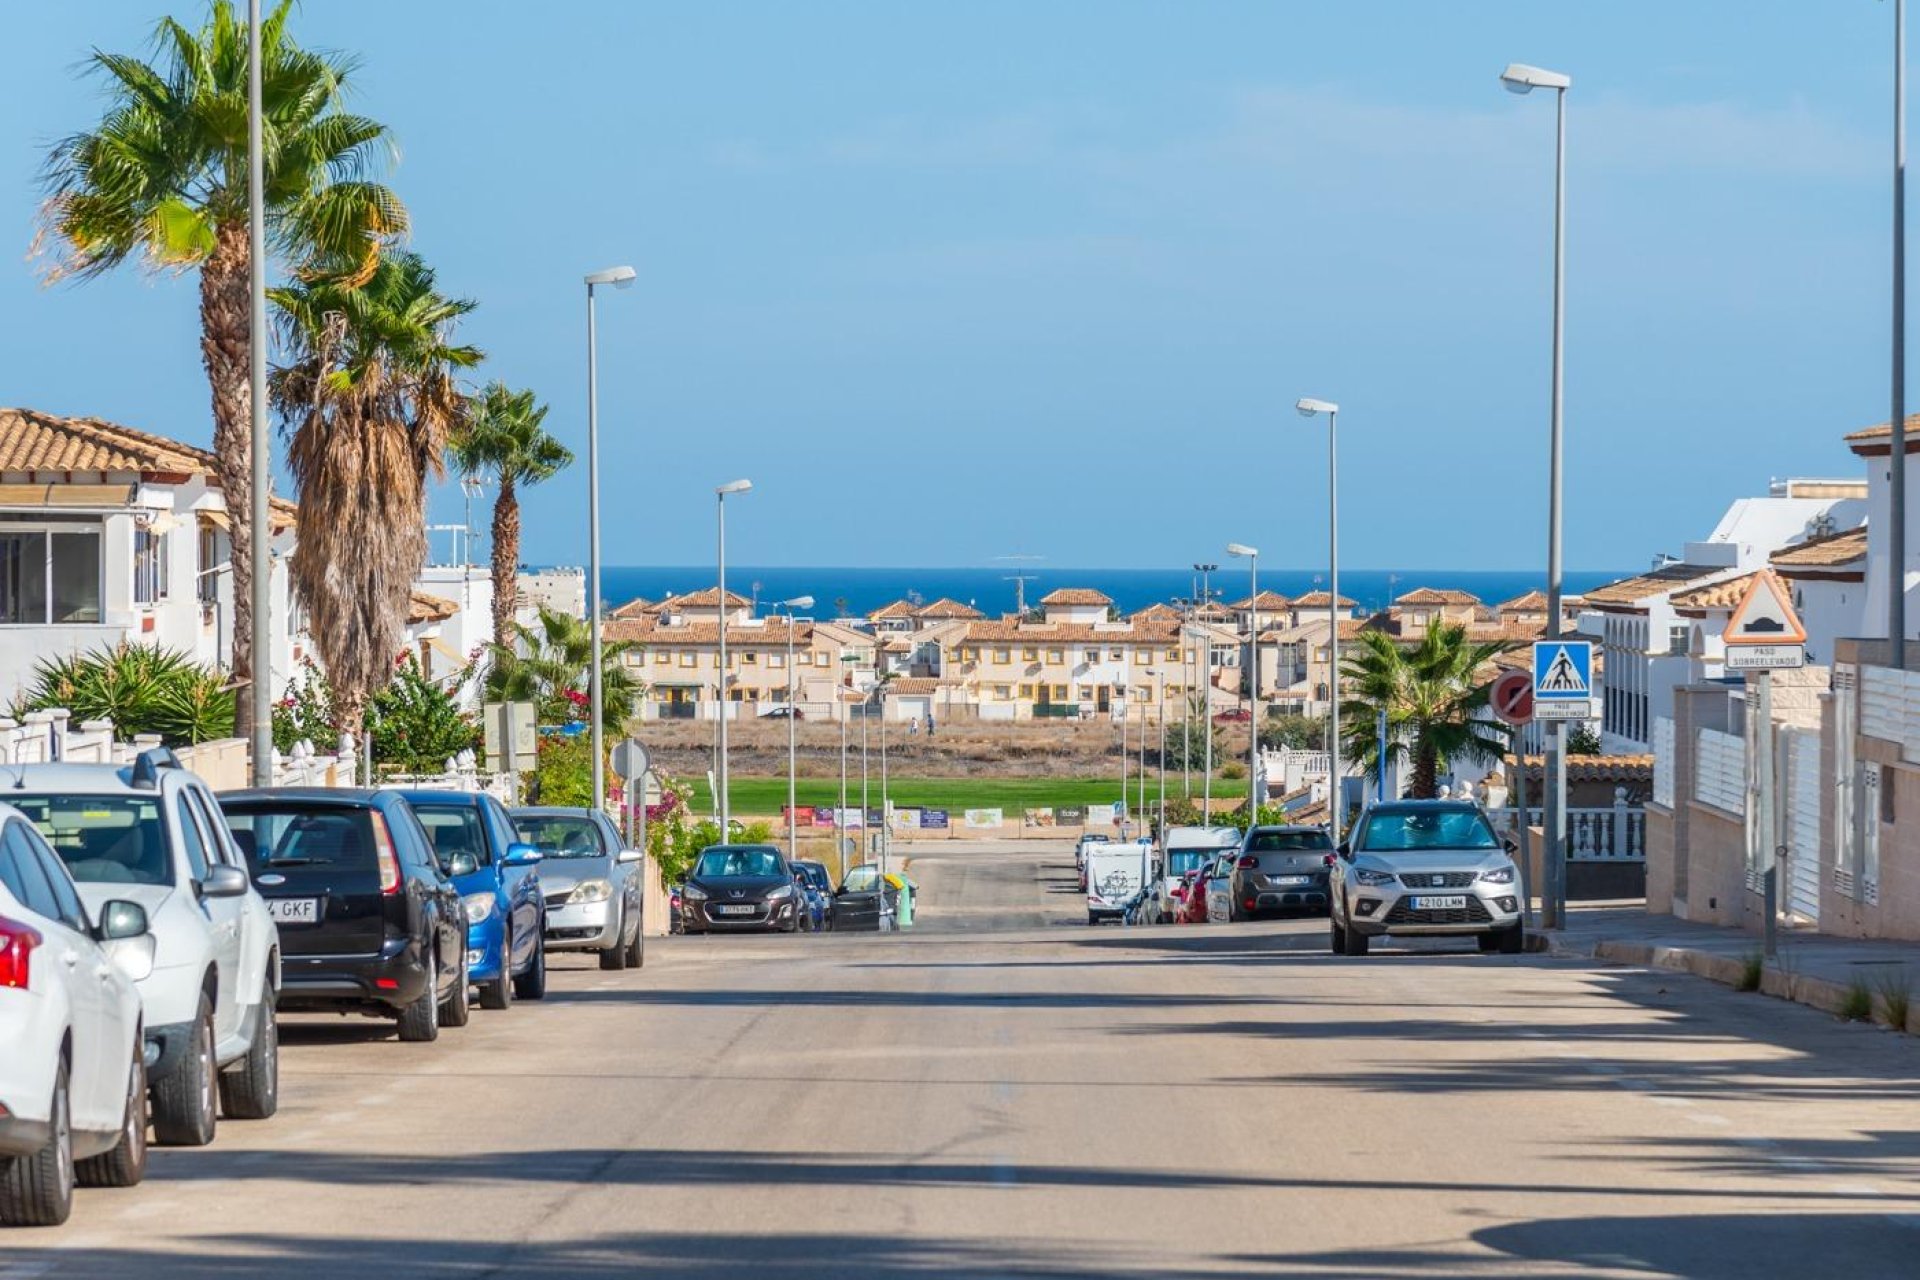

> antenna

[{"left": 993, "top": 552, "right": 1045, "bottom": 617}]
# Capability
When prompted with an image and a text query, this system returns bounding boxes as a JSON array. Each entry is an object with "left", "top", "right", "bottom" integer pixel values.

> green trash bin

[{"left": 886, "top": 874, "right": 916, "bottom": 928}]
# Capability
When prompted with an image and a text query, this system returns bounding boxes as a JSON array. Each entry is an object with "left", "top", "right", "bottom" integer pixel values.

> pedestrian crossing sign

[{"left": 1532, "top": 640, "right": 1593, "bottom": 701}]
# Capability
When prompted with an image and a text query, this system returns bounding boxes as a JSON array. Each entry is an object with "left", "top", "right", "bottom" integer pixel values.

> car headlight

[
  {"left": 1479, "top": 865, "right": 1517, "bottom": 885},
  {"left": 682, "top": 883, "right": 707, "bottom": 902},
  {"left": 766, "top": 884, "right": 796, "bottom": 901},
  {"left": 1353, "top": 868, "right": 1398, "bottom": 887},
  {"left": 463, "top": 893, "right": 495, "bottom": 923},
  {"left": 570, "top": 879, "right": 612, "bottom": 904}
]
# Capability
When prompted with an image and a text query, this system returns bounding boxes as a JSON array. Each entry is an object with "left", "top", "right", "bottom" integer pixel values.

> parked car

[
  {"left": 1204, "top": 855, "right": 1237, "bottom": 923},
  {"left": 1147, "top": 827, "right": 1241, "bottom": 924},
  {"left": 757, "top": 704, "right": 803, "bottom": 720},
  {"left": 1231, "top": 825, "right": 1335, "bottom": 920},
  {"left": 680, "top": 845, "right": 801, "bottom": 934},
  {"left": 510, "top": 806, "right": 644, "bottom": 971},
  {"left": 832, "top": 863, "right": 896, "bottom": 932},
  {"left": 1084, "top": 838, "right": 1151, "bottom": 926},
  {"left": 14, "top": 753, "right": 279, "bottom": 1148},
  {"left": 1173, "top": 870, "right": 1209, "bottom": 924},
  {"left": 668, "top": 885, "right": 685, "bottom": 934},
  {"left": 1213, "top": 708, "right": 1252, "bottom": 723},
  {"left": 791, "top": 860, "right": 836, "bottom": 932},
  {"left": 1329, "top": 800, "right": 1525, "bottom": 957},
  {"left": 397, "top": 791, "right": 546, "bottom": 1008},
  {"left": 221, "top": 788, "right": 470, "bottom": 1041},
  {"left": 0, "top": 804, "right": 152, "bottom": 1226},
  {"left": 1074, "top": 832, "right": 1109, "bottom": 891}
]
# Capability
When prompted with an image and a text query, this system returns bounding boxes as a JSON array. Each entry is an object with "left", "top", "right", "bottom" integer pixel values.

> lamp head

[
  {"left": 1296, "top": 397, "right": 1338, "bottom": 418},
  {"left": 1226, "top": 543, "right": 1258, "bottom": 559},
  {"left": 584, "top": 265, "right": 637, "bottom": 288},
  {"left": 1500, "top": 63, "right": 1570, "bottom": 94},
  {"left": 716, "top": 478, "right": 753, "bottom": 496},
  {"left": 784, "top": 595, "right": 816, "bottom": 611}
]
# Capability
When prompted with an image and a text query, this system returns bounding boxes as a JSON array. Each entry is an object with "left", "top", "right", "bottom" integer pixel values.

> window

[
  {"left": 1078, "top": 685, "right": 1094, "bottom": 699},
  {"left": 15, "top": 794, "right": 170, "bottom": 886},
  {"left": 679, "top": 652, "right": 696, "bottom": 668},
  {"left": 1018, "top": 683, "right": 1034, "bottom": 698},
  {"left": 769, "top": 652, "right": 785, "bottom": 668},
  {"left": 175, "top": 794, "right": 214, "bottom": 881},
  {"left": 654, "top": 650, "right": 669, "bottom": 665},
  {"left": 1, "top": 822, "right": 66, "bottom": 925},
  {"left": 412, "top": 804, "right": 492, "bottom": 868},
  {"left": 994, "top": 648, "right": 1012, "bottom": 665},
  {"left": 1052, "top": 684, "right": 1068, "bottom": 700},
  {"left": 1109, "top": 648, "right": 1124, "bottom": 661},
  {"left": 1668, "top": 624, "right": 1689, "bottom": 656},
  {"left": 994, "top": 684, "right": 1012, "bottom": 701},
  {"left": 0, "top": 523, "right": 102, "bottom": 625},
  {"left": 1046, "top": 648, "right": 1064, "bottom": 664},
  {"left": 1085, "top": 649, "right": 1100, "bottom": 665},
  {"left": 1022, "top": 647, "right": 1038, "bottom": 662},
  {"left": 134, "top": 526, "right": 170, "bottom": 604},
  {"left": 197, "top": 521, "right": 223, "bottom": 604},
  {"left": 743, "top": 651, "right": 758, "bottom": 666}
]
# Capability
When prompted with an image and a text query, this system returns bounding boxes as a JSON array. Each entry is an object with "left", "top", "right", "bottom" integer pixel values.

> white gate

[{"left": 1783, "top": 728, "right": 1822, "bottom": 925}]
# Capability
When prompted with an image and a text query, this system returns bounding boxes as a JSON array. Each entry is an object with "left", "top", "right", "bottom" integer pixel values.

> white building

[
  {"left": 516, "top": 566, "right": 586, "bottom": 622},
  {"left": 0, "top": 408, "right": 303, "bottom": 705}
]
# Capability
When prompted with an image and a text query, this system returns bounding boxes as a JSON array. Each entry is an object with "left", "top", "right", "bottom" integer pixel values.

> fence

[
  {"left": 1652, "top": 716, "right": 1675, "bottom": 807},
  {"left": 1493, "top": 789, "right": 1647, "bottom": 861},
  {"left": 1693, "top": 728, "right": 1746, "bottom": 816}
]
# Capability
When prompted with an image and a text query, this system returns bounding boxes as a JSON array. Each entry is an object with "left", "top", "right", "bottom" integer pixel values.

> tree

[
  {"left": 39, "top": 1, "right": 406, "bottom": 737},
  {"left": 487, "top": 606, "right": 640, "bottom": 734},
  {"left": 1340, "top": 625, "right": 1511, "bottom": 799},
  {"left": 449, "top": 383, "right": 572, "bottom": 648},
  {"left": 1258, "top": 713, "right": 1326, "bottom": 752},
  {"left": 270, "top": 251, "right": 481, "bottom": 729},
  {"left": 366, "top": 655, "right": 480, "bottom": 774},
  {"left": 1566, "top": 723, "right": 1603, "bottom": 756}
]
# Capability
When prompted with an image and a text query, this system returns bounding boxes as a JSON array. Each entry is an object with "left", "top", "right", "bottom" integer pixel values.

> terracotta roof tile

[
  {"left": 660, "top": 587, "right": 751, "bottom": 609},
  {"left": 951, "top": 619, "right": 1181, "bottom": 645},
  {"left": 869, "top": 599, "right": 918, "bottom": 619},
  {"left": 1229, "top": 590, "right": 1292, "bottom": 610},
  {"left": 608, "top": 597, "right": 653, "bottom": 620},
  {"left": 1395, "top": 587, "right": 1481, "bottom": 606},
  {"left": 0, "top": 407, "right": 217, "bottom": 474},
  {"left": 885, "top": 677, "right": 942, "bottom": 694},
  {"left": 604, "top": 617, "right": 816, "bottom": 647},
  {"left": 1496, "top": 589, "right": 1549, "bottom": 612},
  {"left": 1039, "top": 587, "right": 1113, "bottom": 607},
  {"left": 914, "top": 597, "right": 983, "bottom": 619},
  {"left": 1581, "top": 563, "right": 1730, "bottom": 608},
  {"left": 1670, "top": 572, "right": 1759, "bottom": 613},
  {"left": 1507, "top": 753, "right": 1656, "bottom": 783},
  {"left": 1845, "top": 413, "right": 1920, "bottom": 448},
  {"left": 1291, "top": 591, "right": 1358, "bottom": 609},
  {"left": 1770, "top": 526, "right": 1870, "bottom": 568},
  {"left": 1129, "top": 602, "right": 1181, "bottom": 621},
  {"left": 407, "top": 590, "right": 459, "bottom": 625}
]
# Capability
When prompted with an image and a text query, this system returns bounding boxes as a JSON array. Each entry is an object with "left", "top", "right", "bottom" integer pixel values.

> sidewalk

[{"left": 1540, "top": 903, "right": 1920, "bottom": 1033}]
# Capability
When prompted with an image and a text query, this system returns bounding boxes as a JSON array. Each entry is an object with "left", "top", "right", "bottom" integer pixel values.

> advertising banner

[
  {"left": 1056, "top": 805, "right": 1086, "bottom": 826},
  {"left": 1085, "top": 805, "right": 1114, "bottom": 827},
  {"left": 921, "top": 809, "right": 950, "bottom": 829},
  {"left": 891, "top": 808, "right": 921, "bottom": 831},
  {"left": 1026, "top": 807, "right": 1056, "bottom": 827},
  {"left": 810, "top": 808, "right": 837, "bottom": 827},
  {"left": 837, "top": 808, "right": 864, "bottom": 829},
  {"left": 964, "top": 808, "right": 1003, "bottom": 829},
  {"left": 781, "top": 805, "right": 814, "bottom": 827}
]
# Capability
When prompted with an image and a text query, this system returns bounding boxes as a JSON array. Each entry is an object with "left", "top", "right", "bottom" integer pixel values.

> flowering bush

[{"left": 273, "top": 658, "right": 338, "bottom": 753}]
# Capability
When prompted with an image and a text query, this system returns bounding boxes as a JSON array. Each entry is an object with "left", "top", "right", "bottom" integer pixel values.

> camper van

[
  {"left": 1085, "top": 837, "right": 1153, "bottom": 925},
  {"left": 1144, "top": 826, "right": 1242, "bottom": 924}
]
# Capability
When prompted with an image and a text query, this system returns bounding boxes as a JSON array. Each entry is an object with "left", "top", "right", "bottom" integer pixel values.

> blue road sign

[{"left": 1532, "top": 640, "right": 1593, "bottom": 701}]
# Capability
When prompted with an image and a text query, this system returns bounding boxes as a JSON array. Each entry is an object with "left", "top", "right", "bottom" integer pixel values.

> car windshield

[
  {"left": 1247, "top": 829, "right": 1332, "bottom": 852},
  {"left": 411, "top": 804, "right": 490, "bottom": 867},
  {"left": 1359, "top": 809, "right": 1499, "bottom": 853},
  {"left": 1166, "top": 850, "right": 1213, "bottom": 877},
  {"left": 224, "top": 805, "right": 378, "bottom": 874},
  {"left": 694, "top": 847, "right": 784, "bottom": 878},
  {"left": 842, "top": 865, "right": 882, "bottom": 893},
  {"left": 13, "top": 794, "right": 171, "bottom": 886},
  {"left": 513, "top": 814, "right": 604, "bottom": 859}
]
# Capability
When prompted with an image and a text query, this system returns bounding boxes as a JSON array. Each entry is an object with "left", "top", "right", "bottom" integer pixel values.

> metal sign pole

[{"left": 1755, "top": 669, "right": 1778, "bottom": 959}]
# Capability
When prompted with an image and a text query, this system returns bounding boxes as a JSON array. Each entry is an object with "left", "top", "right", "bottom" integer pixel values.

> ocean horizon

[{"left": 587, "top": 565, "right": 1633, "bottom": 619}]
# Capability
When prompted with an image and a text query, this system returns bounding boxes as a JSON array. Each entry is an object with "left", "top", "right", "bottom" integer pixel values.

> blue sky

[{"left": 0, "top": 2, "right": 1904, "bottom": 572}]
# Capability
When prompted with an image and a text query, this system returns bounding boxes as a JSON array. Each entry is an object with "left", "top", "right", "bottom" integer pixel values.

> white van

[
  {"left": 1144, "top": 826, "right": 1242, "bottom": 924},
  {"left": 1085, "top": 838, "right": 1152, "bottom": 925}
]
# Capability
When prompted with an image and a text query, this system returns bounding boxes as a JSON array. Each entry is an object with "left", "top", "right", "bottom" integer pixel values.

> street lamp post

[
  {"left": 1297, "top": 399, "right": 1343, "bottom": 844},
  {"left": 774, "top": 596, "right": 815, "bottom": 861},
  {"left": 714, "top": 478, "right": 752, "bottom": 836},
  {"left": 1228, "top": 544, "right": 1260, "bottom": 813},
  {"left": 1896, "top": 0, "right": 1910, "bottom": 667},
  {"left": 246, "top": 0, "right": 272, "bottom": 787},
  {"left": 583, "top": 265, "right": 637, "bottom": 812},
  {"left": 1501, "top": 60, "right": 1572, "bottom": 922}
]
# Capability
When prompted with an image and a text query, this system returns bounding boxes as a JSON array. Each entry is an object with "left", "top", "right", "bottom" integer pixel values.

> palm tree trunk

[
  {"left": 490, "top": 477, "right": 519, "bottom": 651},
  {"left": 1413, "top": 741, "right": 1439, "bottom": 799},
  {"left": 199, "top": 223, "right": 257, "bottom": 738}
]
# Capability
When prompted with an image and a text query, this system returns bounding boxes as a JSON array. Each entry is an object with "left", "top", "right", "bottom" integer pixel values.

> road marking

[{"left": 1682, "top": 1112, "right": 1731, "bottom": 1127}]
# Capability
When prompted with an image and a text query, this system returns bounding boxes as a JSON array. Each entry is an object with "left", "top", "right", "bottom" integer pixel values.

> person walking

[{"left": 926, "top": 714, "right": 936, "bottom": 739}]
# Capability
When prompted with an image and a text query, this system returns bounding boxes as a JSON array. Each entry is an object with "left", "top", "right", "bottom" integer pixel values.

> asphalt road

[{"left": 6, "top": 840, "right": 1919, "bottom": 1277}]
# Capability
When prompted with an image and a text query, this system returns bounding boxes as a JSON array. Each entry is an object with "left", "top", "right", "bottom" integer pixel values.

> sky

[{"left": 0, "top": 2, "right": 1906, "bottom": 573}]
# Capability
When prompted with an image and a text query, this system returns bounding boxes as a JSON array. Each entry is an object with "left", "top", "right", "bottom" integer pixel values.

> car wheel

[
  {"left": 624, "top": 914, "right": 646, "bottom": 967},
  {"left": 152, "top": 994, "right": 218, "bottom": 1146},
  {"left": 1329, "top": 915, "right": 1347, "bottom": 955},
  {"left": 513, "top": 928, "right": 548, "bottom": 1000},
  {"left": 78, "top": 1041, "right": 147, "bottom": 1189},
  {"left": 397, "top": 952, "right": 442, "bottom": 1043},
  {"left": 218, "top": 986, "right": 279, "bottom": 1120},
  {"left": 1477, "top": 931, "right": 1500, "bottom": 953},
  {"left": 1342, "top": 921, "right": 1370, "bottom": 957},
  {"left": 1498, "top": 922, "right": 1526, "bottom": 955},
  {"left": 0, "top": 1060, "right": 74, "bottom": 1226},
  {"left": 599, "top": 913, "right": 629, "bottom": 971},
  {"left": 439, "top": 948, "right": 471, "bottom": 1028}
]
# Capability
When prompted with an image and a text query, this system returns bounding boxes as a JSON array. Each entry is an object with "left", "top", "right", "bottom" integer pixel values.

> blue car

[{"left": 398, "top": 790, "right": 547, "bottom": 1009}]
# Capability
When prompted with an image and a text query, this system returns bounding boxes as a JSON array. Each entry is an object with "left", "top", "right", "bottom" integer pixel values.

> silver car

[
  {"left": 1328, "top": 801, "right": 1525, "bottom": 956},
  {"left": 509, "top": 807, "right": 645, "bottom": 970}
]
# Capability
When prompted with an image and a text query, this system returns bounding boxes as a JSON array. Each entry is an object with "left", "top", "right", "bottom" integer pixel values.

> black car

[
  {"left": 791, "top": 859, "right": 835, "bottom": 932},
  {"left": 832, "top": 863, "right": 897, "bottom": 932},
  {"left": 219, "top": 789, "right": 470, "bottom": 1041},
  {"left": 680, "top": 844, "right": 800, "bottom": 933},
  {"left": 1230, "top": 825, "right": 1335, "bottom": 920}
]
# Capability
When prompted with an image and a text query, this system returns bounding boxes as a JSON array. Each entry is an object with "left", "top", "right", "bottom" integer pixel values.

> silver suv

[{"left": 1328, "top": 800, "right": 1524, "bottom": 956}]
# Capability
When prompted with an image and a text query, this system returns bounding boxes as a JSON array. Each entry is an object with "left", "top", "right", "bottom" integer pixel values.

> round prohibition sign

[{"left": 1491, "top": 669, "right": 1535, "bottom": 726}]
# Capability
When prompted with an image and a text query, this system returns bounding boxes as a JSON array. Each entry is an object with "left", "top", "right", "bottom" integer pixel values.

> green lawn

[{"left": 681, "top": 775, "right": 1249, "bottom": 815}]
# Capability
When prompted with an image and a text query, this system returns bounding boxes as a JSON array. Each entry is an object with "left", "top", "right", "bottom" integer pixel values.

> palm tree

[
  {"left": 486, "top": 606, "right": 640, "bottom": 734},
  {"left": 449, "top": 383, "right": 573, "bottom": 649},
  {"left": 1340, "top": 624, "right": 1511, "bottom": 799},
  {"left": 270, "top": 252, "right": 481, "bottom": 729},
  {"left": 38, "top": 1, "right": 405, "bottom": 737}
]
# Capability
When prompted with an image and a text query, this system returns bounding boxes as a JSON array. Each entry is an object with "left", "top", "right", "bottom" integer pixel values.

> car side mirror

[
  {"left": 98, "top": 900, "right": 155, "bottom": 982},
  {"left": 1336, "top": 845, "right": 1353, "bottom": 862},
  {"left": 200, "top": 864, "right": 250, "bottom": 899},
  {"left": 616, "top": 848, "right": 644, "bottom": 864},
  {"left": 503, "top": 842, "right": 544, "bottom": 868},
  {"left": 447, "top": 851, "right": 479, "bottom": 878},
  {"left": 96, "top": 899, "right": 148, "bottom": 941},
  {"left": 1501, "top": 834, "right": 1520, "bottom": 854}
]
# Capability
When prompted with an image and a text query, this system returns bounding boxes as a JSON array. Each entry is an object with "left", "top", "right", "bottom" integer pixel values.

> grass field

[{"left": 682, "top": 775, "right": 1250, "bottom": 814}]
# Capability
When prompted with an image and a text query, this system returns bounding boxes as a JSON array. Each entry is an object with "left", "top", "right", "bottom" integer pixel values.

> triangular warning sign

[
  {"left": 1723, "top": 569, "right": 1807, "bottom": 646},
  {"left": 1538, "top": 646, "right": 1588, "bottom": 693}
]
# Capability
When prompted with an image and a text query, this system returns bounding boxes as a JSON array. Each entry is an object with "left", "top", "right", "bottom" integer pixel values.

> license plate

[
  {"left": 1272, "top": 875, "right": 1311, "bottom": 886},
  {"left": 712, "top": 904, "right": 757, "bottom": 915},
  {"left": 1408, "top": 895, "right": 1467, "bottom": 911},
  {"left": 266, "top": 898, "right": 318, "bottom": 924}
]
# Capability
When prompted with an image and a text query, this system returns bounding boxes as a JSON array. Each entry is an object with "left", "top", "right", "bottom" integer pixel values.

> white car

[
  {"left": 12, "top": 752, "right": 281, "bottom": 1148},
  {"left": 0, "top": 803, "right": 153, "bottom": 1226}
]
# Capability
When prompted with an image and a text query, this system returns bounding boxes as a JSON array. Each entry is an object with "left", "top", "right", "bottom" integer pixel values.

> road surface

[{"left": 6, "top": 840, "right": 1918, "bottom": 1277}]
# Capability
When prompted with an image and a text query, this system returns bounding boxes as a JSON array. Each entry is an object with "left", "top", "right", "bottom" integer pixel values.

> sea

[{"left": 595, "top": 566, "right": 1631, "bottom": 619}]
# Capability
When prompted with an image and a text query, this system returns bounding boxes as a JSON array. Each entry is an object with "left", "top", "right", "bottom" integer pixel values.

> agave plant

[{"left": 22, "top": 642, "right": 235, "bottom": 746}]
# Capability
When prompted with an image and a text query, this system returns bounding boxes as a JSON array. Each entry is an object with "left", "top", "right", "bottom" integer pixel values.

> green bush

[
  {"left": 274, "top": 657, "right": 338, "bottom": 752},
  {"left": 20, "top": 642, "right": 233, "bottom": 746},
  {"left": 1218, "top": 761, "right": 1247, "bottom": 780},
  {"left": 1258, "top": 714, "right": 1326, "bottom": 751},
  {"left": 527, "top": 730, "right": 593, "bottom": 807},
  {"left": 367, "top": 656, "right": 481, "bottom": 775}
]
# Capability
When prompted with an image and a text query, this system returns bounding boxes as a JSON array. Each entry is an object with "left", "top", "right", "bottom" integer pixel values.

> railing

[
  {"left": 1861, "top": 664, "right": 1920, "bottom": 760},
  {"left": 1694, "top": 728, "right": 1746, "bottom": 816},
  {"left": 1652, "top": 716, "right": 1675, "bottom": 807},
  {"left": 1492, "top": 797, "right": 1647, "bottom": 861}
]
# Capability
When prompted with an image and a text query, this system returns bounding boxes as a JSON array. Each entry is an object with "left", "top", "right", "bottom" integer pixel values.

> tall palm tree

[
  {"left": 448, "top": 383, "right": 573, "bottom": 648},
  {"left": 38, "top": 1, "right": 406, "bottom": 737},
  {"left": 270, "top": 252, "right": 481, "bottom": 729},
  {"left": 486, "top": 607, "right": 640, "bottom": 735},
  {"left": 1340, "top": 624, "right": 1511, "bottom": 799}
]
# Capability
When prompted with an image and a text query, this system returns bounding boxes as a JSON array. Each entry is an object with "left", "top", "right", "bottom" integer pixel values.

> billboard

[{"left": 964, "top": 808, "right": 1003, "bottom": 829}]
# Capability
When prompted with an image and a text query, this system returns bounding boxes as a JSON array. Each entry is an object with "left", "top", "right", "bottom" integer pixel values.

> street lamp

[
  {"left": 1501, "top": 58, "right": 1571, "bottom": 924},
  {"left": 714, "top": 478, "right": 752, "bottom": 836},
  {"left": 1227, "top": 543, "right": 1260, "bottom": 813},
  {"left": 583, "top": 264, "right": 636, "bottom": 812},
  {"left": 1894, "top": 2, "right": 1910, "bottom": 667},
  {"left": 774, "top": 595, "right": 815, "bottom": 861},
  {"left": 1296, "top": 398, "right": 1343, "bottom": 844}
]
